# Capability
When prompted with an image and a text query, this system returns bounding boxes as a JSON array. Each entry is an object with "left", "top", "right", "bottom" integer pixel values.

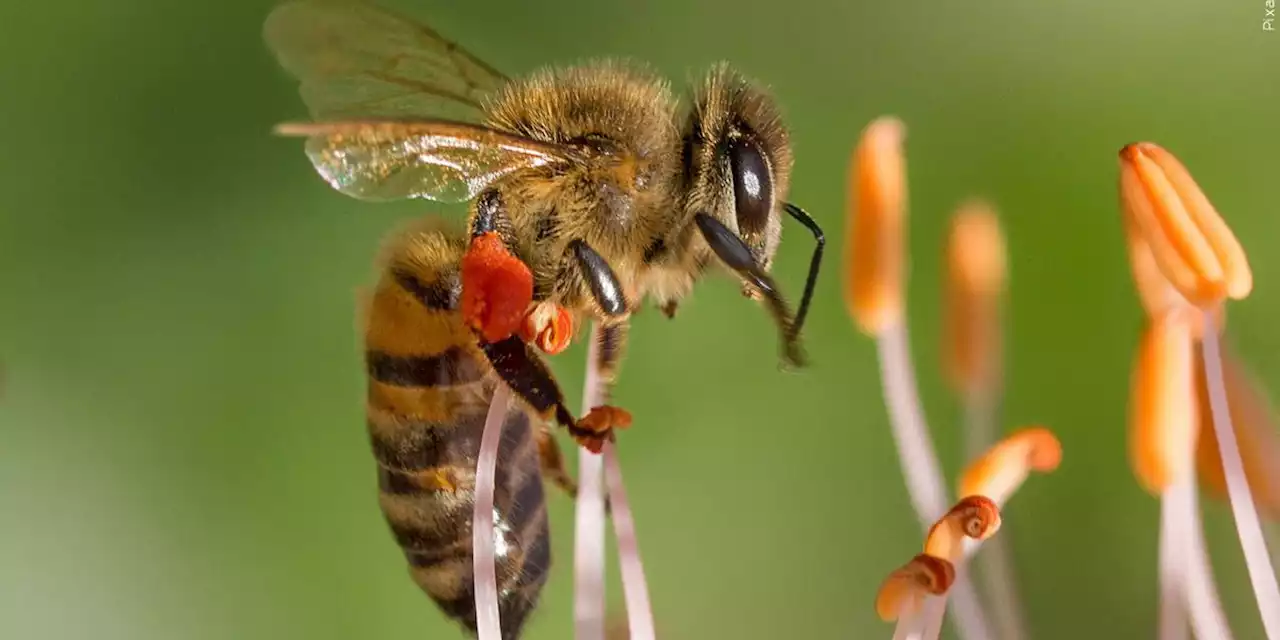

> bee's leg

[
  {"left": 535, "top": 424, "right": 578, "bottom": 498},
  {"left": 479, "top": 335, "right": 631, "bottom": 454},
  {"left": 534, "top": 423, "right": 616, "bottom": 514},
  {"left": 694, "top": 212, "right": 807, "bottom": 368},
  {"left": 590, "top": 321, "right": 629, "bottom": 404},
  {"left": 565, "top": 238, "right": 631, "bottom": 400},
  {"left": 660, "top": 300, "right": 680, "bottom": 319},
  {"left": 462, "top": 190, "right": 533, "bottom": 343}
]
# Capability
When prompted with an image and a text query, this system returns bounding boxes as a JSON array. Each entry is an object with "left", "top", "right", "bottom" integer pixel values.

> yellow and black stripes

[
  {"left": 363, "top": 224, "right": 552, "bottom": 640},
  {"left": 366, "top": 347, "right": 486, "bottom": 388}
]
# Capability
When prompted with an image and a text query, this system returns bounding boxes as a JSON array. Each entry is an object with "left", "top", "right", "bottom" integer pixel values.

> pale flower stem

[
  {"left": 947, "top": 575, "right": 992, "bottom": 640},
  {"left": 1159, "top": 480, "right": 1190, "bottom": 640},
  {"left": 877, "top": 323, "right": 949, "bottom": 521},
  {"left": 892, "top": 607, "right": 925, "bottom": 640},
  {"left": 1182, "top": 473, "right": 1234, "bottom": 640},
  {"left": 1269, "top": 523, "right": 1280, "bottom": 569},
  {"left": 603, "top": 442, "right": 656, "bottom": 640},
  {"left": 1201, "top": 313, "right": 1280, "bottom": 639},
  {"left": 474, "top": 384, "right": 513, "bottom": 640},
  {"left": 876, "top": 322, "right": 994, "bottom": 640},
  {"left": 919, "top": 594, "right": 949, "bottom": 640},
  {"left": 575, "top": 325, "right": 608, "bottom": 640},
  {"left": 975, "top": 527, "right": 1026, "bottom": 640},
  {"left": 964, "top": 389, "right": 1027, "bottom": 640},
  {"left": 963, "top": 389, "right": 998, "bottom": 463}
]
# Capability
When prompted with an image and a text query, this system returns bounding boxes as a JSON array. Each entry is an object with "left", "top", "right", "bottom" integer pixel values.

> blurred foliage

[{"left": 0, "top": 0, "right": 1277, "bottom": 639}]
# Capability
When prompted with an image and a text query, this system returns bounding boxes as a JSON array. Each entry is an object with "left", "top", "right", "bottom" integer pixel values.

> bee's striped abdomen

[{"left": 364, "top": 224, "right": 550, "bottom": 639}]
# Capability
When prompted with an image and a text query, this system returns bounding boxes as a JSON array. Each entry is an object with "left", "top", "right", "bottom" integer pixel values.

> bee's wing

[
  {"left": 264, "top": 0, "right": 508, "bottom": 122},
  {"left": 275, "top": 120, "right": 582, "bottom": 203}
]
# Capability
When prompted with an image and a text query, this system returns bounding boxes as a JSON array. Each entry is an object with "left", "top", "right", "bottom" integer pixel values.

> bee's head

[
  {"left": 681, "top": 64, "right": 823, "bottom": 369},
  {"left": 682, "top": 64, "right": 792, "bottom": 275}
]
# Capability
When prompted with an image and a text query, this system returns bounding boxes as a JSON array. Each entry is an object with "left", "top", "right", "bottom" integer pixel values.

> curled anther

[
  {"left": 875, "top": 553, "right": 956, "bottom": 621},
  {"left": 924, "top": 495, "right": 1002, "bottom": 562},
  {"left": 958, "top": 426, "right": 1063, "bottom": 506}
]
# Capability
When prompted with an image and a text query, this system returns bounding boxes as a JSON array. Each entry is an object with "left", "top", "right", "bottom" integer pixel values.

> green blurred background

[{"left": 1, "top": 0, "right": 1277, "bottom": 638}]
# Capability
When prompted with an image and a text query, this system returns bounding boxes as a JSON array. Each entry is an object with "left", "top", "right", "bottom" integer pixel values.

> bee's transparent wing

[
  {"left": 264, "top": 0, "right": 509, "bottom": 122},
  {"left": 275, "top": 120, "right": 581, "bottom": 203}
]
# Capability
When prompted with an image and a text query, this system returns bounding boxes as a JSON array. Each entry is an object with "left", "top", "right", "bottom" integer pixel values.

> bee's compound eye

[{"left": 728, "top": 137, "right": 773, "bottom": 236}]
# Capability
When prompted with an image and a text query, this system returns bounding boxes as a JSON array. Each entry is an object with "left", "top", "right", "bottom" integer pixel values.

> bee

[{"left": 264, "top": 1, "right": 824, "bottom": 638}]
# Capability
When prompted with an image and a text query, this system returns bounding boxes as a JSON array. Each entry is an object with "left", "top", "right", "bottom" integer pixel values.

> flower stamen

[
  {"left": 924, "top": 496, "right": 1003, "bottom": 562},
  {"left": 847, "top": 116, "right": 907, "bottom": 337},
  {"left": 1119, "top": 142, "right": 1274, "bottom": 639},
  {"left": 877, "top": 497, "right": 1008, "bottom": 640},
  {"left": 1128, "top": 314, "right": 1198, "bottom": 495},
  {"left": 943, "top": 200, "right": 1007, "bottom": 401},
  {"left": 1119, "top": 143, "right": 1251, "bottom": 306},
  {"left": 1196, "top": 345, "right": 1280, "bottom": 519},
  {"left": 849, "top": 116, "right": 994, "bottom": 640},
  {"left": 958, "top": 426, "right": 1062, "bottom": 508}
]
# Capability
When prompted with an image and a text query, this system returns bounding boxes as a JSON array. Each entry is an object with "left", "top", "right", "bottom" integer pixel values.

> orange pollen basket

[{"left": 461, "top": 232, "right": 535, "bottom": 343}]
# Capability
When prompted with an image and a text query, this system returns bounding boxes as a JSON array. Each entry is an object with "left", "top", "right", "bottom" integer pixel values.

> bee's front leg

[
  {"left": 590, "top": 321, "right": 629, "bottom": 404},
  {"left": 479, "top": 335, "right": 630, "bottom": 454}
]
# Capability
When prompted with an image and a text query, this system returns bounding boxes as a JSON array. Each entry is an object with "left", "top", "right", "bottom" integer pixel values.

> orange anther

[
  {"left": 1196, "top": 347, "right": 1280, "bottom": 518},
  {"left": 1118, "top": 142, "right": 1252, "bottom": 308},
  {"left": 875, "top": 553, "right": 956, "bottom": 621},
  {"left": 1122, "top": 211, "right": 1228, "bottom": 339},
  {"left": 943, "top": 200, "right": 1007, "bottom": 393},
  {"left": 1123, "top": 210, "right": 1190, "bottom": 320},
  {"left": 958, "top": 426, "right": 1062, "bottom": 506},
  {"left": 924, "top": 495, "right": 1002, "bottom": 562},
  {"left": 845, "top": 116, "right": 907, "bottom": 336},
  {"left": 1128, "top": 312, "right": 1198, "bottom": 494}
]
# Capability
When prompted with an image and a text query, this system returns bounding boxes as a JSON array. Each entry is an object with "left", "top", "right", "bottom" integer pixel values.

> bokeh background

[{"left": 2, "top": 0, "right": 1277, "bottom": 638}]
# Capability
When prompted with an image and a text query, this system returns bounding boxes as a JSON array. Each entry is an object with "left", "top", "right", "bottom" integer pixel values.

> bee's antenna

[
  {"left": 783, "top": 202, "right": 825, "bottom": 341},
  {"left": 695, "top": 212, "right": 806, "bottom": 368}
]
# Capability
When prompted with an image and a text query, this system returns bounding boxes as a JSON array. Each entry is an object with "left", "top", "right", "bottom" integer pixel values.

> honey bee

[{"left": 264, "top": 1, "right": 824, "bottom": 638}]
